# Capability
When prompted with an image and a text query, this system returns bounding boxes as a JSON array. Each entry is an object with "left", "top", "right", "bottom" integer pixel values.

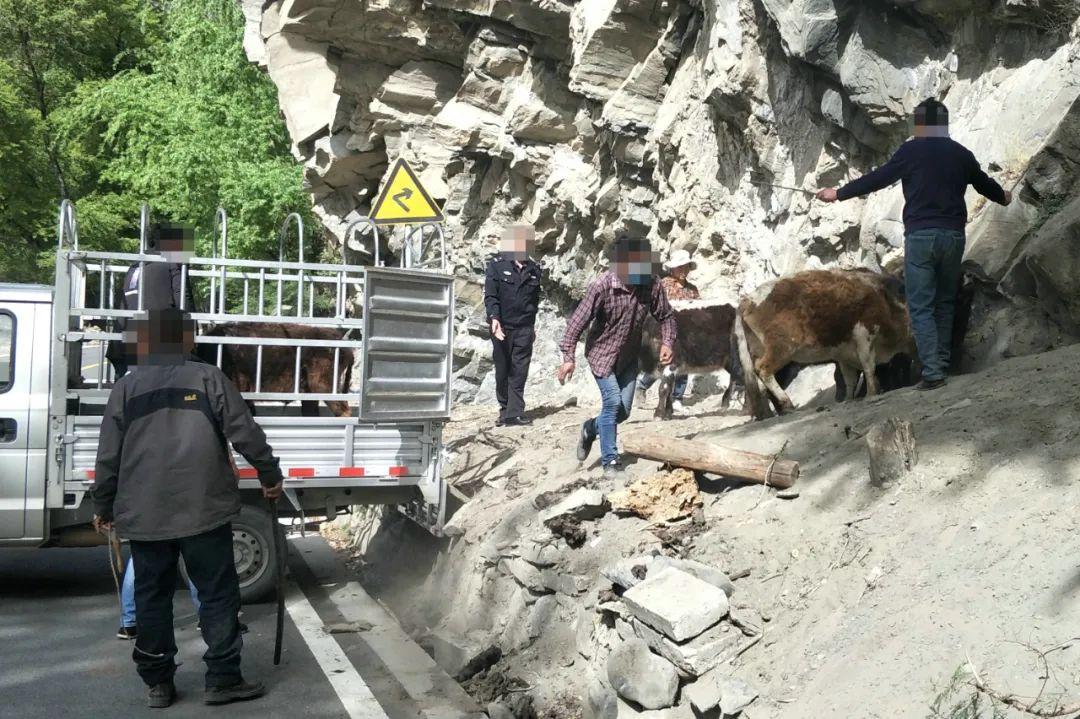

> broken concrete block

[
  {"left": 621, "top": 567, "right": 729, "bottom": 642},
  {"left": 616, "top": 616, "right": 746, "bottom": 678},
  {"left": 540, "top": 568, "right": 590, "bottom": 596},
  {"left": 653, "top": 556, "right": 736, "bottom": 598},
  {"left": 683, "top": 674, "right": 722, "bottom": 712},
  {"left": 606, "top": 638, "right": 679, "bottom": 710},
  {"left": 540, "top": 489, "right": 609, "bottom": 525},
  {"left": 601, "top": 555, "right": 657, "bottom": 590}
]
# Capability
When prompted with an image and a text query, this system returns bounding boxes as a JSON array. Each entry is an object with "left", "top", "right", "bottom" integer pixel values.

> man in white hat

[{"left": 637, "top": 250, "right": 700, "bottom": 413}]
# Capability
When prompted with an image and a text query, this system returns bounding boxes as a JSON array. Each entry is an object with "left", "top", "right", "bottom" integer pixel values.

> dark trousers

[
  {"left": 492, "top": 325, "right": 535, "bottom": 420},
  {"left": 130, "top": 523, "right": 243, "bottom": 689}
]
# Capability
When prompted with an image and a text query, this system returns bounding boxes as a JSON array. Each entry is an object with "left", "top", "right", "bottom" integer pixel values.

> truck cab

[{"left": 0, "top": 284, "right": 52, "bottom": 543}]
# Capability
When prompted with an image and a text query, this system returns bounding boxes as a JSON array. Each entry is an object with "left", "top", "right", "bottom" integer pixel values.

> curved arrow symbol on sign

[{"left": 392, "top": 188, "right": 413, "bottom": 211}]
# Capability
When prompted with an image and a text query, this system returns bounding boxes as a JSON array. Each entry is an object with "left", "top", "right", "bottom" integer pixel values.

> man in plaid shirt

[{"left": 557, "top": 235, "right": 677, "bottom": 477}]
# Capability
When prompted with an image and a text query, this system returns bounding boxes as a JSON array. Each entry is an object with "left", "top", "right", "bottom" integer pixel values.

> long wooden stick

[{"left": 621, "top": 432, "right": 799, "bottom": 488}]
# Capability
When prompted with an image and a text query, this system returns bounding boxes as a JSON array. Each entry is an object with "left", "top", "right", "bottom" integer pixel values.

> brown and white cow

[
  {"left": 735, "top": 268, "right": 915, "bottom": 419},
  {"left": 196, "top": 322, "right": 355, "bottom": 417}
]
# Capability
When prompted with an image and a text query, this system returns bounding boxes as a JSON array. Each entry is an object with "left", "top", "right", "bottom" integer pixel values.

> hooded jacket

[{"left": 92, "top": 360, "right": 282, "bottom": 541}]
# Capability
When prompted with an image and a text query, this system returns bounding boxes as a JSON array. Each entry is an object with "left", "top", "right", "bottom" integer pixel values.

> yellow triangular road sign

[{"left": 370, "top": 159, "right": 444, "bottom": 225}]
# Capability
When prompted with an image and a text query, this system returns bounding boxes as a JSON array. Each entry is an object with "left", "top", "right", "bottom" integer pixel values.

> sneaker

[
  {"left": 147, "top": 681, "right": 177, "bottom": 709},
  {"left": 915, "top": 378, "right": 946, "bottom": 392},
  {"left": 576, "top": 421, "right": 595, "bottom": 462},
  {"left": 204, "top": 680, "right": 266, "bottom": 705},
  {"left": 671, "top": 399, "right": 688, "bottom": 414},
  {"left": 117, "top": 626, "right": 137, "bottom": 640},
  {"left": 602, "top": 462, "right": 624, "bottom": 479},
  {"left": 502, "top": 415, "right": 533, "bottom": 427}
]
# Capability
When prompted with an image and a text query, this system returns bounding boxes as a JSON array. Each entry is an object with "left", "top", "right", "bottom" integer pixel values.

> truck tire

[{"left": 180, "top": 505, "right": 278, "bottom": 604}]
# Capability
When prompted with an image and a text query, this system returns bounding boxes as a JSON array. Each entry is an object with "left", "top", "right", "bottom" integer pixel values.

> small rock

[
  {"left": 684, "top": 671, "right": 758, "bottom": 714},
  {"left": 541, "top": 489, "right": 609, "bottom": 525},
  {"left": 622, "top": 567, "right": 729, "bottom": 642},
  {"left": 418, "top": 631, "right": 500, "bottom": 682},
  {"left": 606, "top": 639, "right": 679, "bottom": 709},
  {"left": 323, "top": 620, "right": 373, "bottom": 634},
  {"left": 528, "top": 595, "right": 559, "bottom": 638},
  {"left": 776, "top": 488, "right": 800, "bottom": 499},
  {"left": 487, "top": 702, "right": 515, "bottom": 719},
  {"left": 585, "top": 680, "right": 619, "bottom": 719}
]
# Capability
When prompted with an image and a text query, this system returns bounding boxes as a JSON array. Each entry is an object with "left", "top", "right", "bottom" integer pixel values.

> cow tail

[{"left": 733, "top": 309, "right": 770, "bottom": 420}]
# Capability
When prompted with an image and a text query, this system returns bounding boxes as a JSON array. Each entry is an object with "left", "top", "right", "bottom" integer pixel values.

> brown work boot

[
  {"left": 147, "top": 681, "right": 176, "bottom": 708},
  {"left": 204, "top": 680, "right": 266, "bottom": 705}
]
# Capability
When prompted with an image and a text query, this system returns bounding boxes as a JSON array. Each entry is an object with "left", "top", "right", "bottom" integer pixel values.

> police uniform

[{"left": 483, "top": 253, "right": 542, "bottom": 423}]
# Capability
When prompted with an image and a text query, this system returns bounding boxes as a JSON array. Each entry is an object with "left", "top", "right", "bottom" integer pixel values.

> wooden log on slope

[{"left": 621, "top": 432, "right": 799, "bottom": 489}]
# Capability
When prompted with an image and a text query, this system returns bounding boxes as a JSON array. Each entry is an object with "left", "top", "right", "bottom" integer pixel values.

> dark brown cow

[
  {"left": 640, "top": 302, "right": 739, "bottom": 419},
  {"left": 196, "top": 323, "right": 354, "bottom": 417},
  {"left": 736, "top": 268, "right": 915, "bottom": 419}
]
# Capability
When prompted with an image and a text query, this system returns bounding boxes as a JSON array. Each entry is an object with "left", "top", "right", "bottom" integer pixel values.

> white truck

[{"left": 0, "top": 203, "right": 453, "bottom": 601}]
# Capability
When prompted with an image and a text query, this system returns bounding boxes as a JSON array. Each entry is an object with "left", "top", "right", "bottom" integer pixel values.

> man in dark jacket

[
  {"left": 106, "top": 223, "right": 198, "bottom": 378},
  {"left": 817, "top": 98, "right": 1012, "bottom": 390},
  {"left": 92, "top": 308, "right": 282, "bottom": 708},
  {"left": 484, "top": 224, "right": 542, "bottom": 427}
]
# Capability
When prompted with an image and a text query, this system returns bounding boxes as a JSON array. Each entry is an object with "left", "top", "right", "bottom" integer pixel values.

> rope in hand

[{"left": 106, "top": 527, "right": 126, "bottom": 618}]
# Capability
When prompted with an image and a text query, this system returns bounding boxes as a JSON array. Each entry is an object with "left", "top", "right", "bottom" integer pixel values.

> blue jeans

[
  {"left": 905, "top": 228, "right": 965, "bottom": 381},
  {"left": 637, "top": 371, "right": 688, "bottom": 400},
  {"left": 122, "top": 556, "right": 201, "bottom": 628},
  {"left": 585, "top": 362, "right": 639, "bottom": 466}
]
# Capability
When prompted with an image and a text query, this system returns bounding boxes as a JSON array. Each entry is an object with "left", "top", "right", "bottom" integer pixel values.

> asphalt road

[
  {"left": 0, "top": 536, "right": 482, "bottom": 719},
  {"left": 0, "top": 545, "right": 346, "bottom": 719}
]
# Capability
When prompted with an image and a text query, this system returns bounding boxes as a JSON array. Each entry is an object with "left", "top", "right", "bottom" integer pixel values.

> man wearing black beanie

[{"left": 817, "top": 98, "right": 1012, "bottom": 390}]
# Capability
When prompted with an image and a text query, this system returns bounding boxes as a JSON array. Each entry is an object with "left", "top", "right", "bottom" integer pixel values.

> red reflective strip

[
  {"left": 389, "top": 466, "right": 408, "bottom": 477},
  {"left": 339, "top": 467, "right": 365, "bottom": 477},
  {"left": 236, "top": 468, "right": 258, "bottom": 479},
  {"left": 289, "top": 467, "right": 315, "bottom": 478},
  {"left": 86, "top": 470, "right": 96, "bottom": 481}
]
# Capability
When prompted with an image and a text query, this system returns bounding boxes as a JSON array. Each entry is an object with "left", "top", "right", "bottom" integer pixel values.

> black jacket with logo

[
  {"left": 92, "top": 360, "right": 282, "bottom": 541},
  {"left": 483, "top": 254, "right": 542, "bottom": 329}
]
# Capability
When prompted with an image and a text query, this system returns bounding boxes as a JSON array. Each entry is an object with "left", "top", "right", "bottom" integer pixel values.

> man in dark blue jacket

[
  {"left": 817, "top": 98, "right": 1012, "bottom": 390},
  {"left": 484, "top": 225, "right": 542, "bottom": 427}
]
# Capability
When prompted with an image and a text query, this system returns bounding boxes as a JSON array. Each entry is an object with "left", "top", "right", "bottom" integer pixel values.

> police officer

[
  {"left": 484, "top": 224, "right": 542, "bottom": 427},
  {"left": 93, "top": 308, "right": 282, "bottom": 708},
  {"left": 106, "top": 223, "right": 198, "bottom": 378}
]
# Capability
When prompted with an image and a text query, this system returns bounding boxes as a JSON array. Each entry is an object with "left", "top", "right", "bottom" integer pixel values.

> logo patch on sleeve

[{"left": 184, "top": 394, "right": 197, "bottom": 401}]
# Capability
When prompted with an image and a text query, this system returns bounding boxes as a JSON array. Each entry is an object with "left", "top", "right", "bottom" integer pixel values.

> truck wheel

[
  {"left": 176, "top": 506, "right": 279, "bottom": 604},
  {"left": 232, "top": 504, "right": 278, "bottom": 604}
]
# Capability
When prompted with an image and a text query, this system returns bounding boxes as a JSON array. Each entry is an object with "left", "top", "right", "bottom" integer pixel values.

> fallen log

[{"left": 621, "top": 432, "right": 799, "bottom": 489}]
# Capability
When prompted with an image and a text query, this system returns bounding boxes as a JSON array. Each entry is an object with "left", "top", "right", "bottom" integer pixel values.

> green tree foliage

[
  {"left": 0, "top": 0, "right": 159, "bottom": 280},
  {"left": 61, "top": 0, "right": 309, "bottom": 263},
  {"left": 0, "top": 0, "right": 311, "bottom": 283}
]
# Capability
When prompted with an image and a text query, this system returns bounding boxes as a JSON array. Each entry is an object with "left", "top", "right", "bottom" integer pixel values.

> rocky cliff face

[{"left": 244, "top": 0, "right": 1080, "bottom": 401}]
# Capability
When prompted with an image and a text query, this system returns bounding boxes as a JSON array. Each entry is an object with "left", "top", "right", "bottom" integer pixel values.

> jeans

[
  {"left": 130, "top": 523, "right": 243, "bottom": 689},
  {"left": 584, "top": 362, "right": 639, "bottom": 466},
  {"left": 904, "top": 228, "right": 965, "bottom": 381},
  {"left": 121, "top": 556, "right": 201, "bottom": 628},
  {"left": 637, "top": 372, "right": 688, "bottom": 400}
]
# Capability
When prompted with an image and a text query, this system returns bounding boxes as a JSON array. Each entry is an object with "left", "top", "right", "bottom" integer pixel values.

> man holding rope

[{"left": 92, "top": 308, "right": 283, "bottom": 708}]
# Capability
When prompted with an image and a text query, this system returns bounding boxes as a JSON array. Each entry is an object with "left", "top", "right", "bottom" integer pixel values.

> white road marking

[{"left": 284, "top": 584, "right": 390, "bottom": 719}]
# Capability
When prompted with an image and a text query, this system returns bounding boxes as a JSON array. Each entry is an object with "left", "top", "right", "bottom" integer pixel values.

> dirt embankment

[{"left": 337, "top": 345, "right": 1080, "bottom": 718}]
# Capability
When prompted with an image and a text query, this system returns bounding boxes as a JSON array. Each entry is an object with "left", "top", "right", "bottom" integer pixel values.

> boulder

[
  {"left": 684, "top": 671, "right": 758, "bottom": 714},
  {"left": 621, "top": 568, "right": 729, "bottom": 642},
  {"left": 616, "top": 616, "right": 746, "bottom": 678},
  {"left": 606, "top": 639, "right": 679, "bottom": 710},
  {"left": 607, "top": 469, "right": 703, "bottom": 523}
]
